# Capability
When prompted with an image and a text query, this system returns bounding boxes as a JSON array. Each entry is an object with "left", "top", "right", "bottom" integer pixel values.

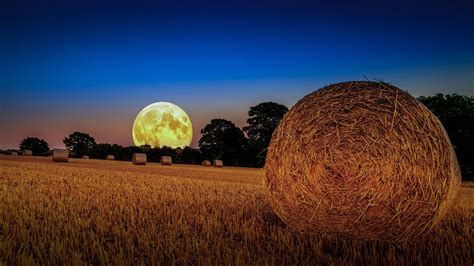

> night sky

[{"left": 1, "top": 0, "right": 473, "bottom": 149}]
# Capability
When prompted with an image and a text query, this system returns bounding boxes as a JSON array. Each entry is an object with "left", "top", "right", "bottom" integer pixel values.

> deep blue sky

[{"left": 1, "top": 0, "right": 473, "bottom": 148}]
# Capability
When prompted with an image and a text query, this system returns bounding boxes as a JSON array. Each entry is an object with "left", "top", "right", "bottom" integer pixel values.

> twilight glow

[{"left": 0, "top": 1, "right": 472, "bottom": 149}]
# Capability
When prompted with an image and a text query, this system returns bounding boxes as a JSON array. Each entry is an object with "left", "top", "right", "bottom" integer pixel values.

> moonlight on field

[{"left": 132, "top": 102, "right": 193, "bottom": 148}]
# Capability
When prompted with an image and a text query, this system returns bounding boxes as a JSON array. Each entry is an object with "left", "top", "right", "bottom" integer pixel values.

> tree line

[
  {"left": 11, "top": 102, "right": 288, "bottom": 167},
  {"left": 4, "top": 95, "right": 474, "bottom": 180}
]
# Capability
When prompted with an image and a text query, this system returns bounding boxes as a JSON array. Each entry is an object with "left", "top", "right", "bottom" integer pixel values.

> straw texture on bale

[
  {"left": 202, "top": 160, "right": 211, "bottom": 166},
  {"left": 161, "top": 156, "right": 172, "bottom": 165},
  {"left": 265, "top": 81, "right": 461, "bottom": 242},
  {"left": 22, "top": 150, "right": 32, "bottom": 156},
  {"left": 82, "top": 155, "right": 89, "bottom": 159},
  {"left": 133, "top": 153, "right": 147, "bottom": 165},
  {"left": 214, "top": 160, "right": 223, "bottom": 168},
  {"left": 52, "top": 149, "right": 68, "bottom": 162},
  {"left": 106, "top": 155, "right": 115, "bottom": 160}
]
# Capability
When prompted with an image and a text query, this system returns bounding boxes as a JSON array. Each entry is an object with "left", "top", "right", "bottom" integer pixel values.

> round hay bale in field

[
  {"left": 161, "top": 156, "right": 172, "bottom": 165},
  {"left": 133, "top": 153, "right": 147, "bottom": 165},
  {"left": 106, "top": 155, "right": 115, "bottom": 160},
  {"left": 82, "top": 155, "right": 89, "bottom": 159},
  {"left": 22, "top": 150, "right": 32, "bottom": 156},
  {"left": 52, "top": 149, "right": 68, "bottom": 162},
  {"left": 10, "top": 152, "right": 18, "bottom": 156},
  {"left": 202, "top": 160, "right": 211, "bottom": 166},
  {"left": 214, "top": 160, "right": 223, "bottom": 168},
  {"left": 265, "top": 81, "right": 461, "bottom": 242}
]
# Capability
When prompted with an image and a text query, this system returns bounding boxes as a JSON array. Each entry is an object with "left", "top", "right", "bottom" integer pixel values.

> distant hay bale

[
  {"left": 106, "top": 155, "right": 115, "bottom": 160},
  {"left": 214, "top": 160, "right": 223, "bottom": 168},
  {"left": 82, "top": 155, "right": 89, "bottom": 159},
  {"left": 133, "top": 153, "right": 147, "bottom": 165},
  {"left": 11, "top": 152, "right": 18, "bottom": 156},
  {"left": 202, "top": 160, "right": 211, "bottom": 166},
  {"left": 52, "top": 149, "right": 68, "bottom": 162},
  {"left": 265, "top": 81, "right": 461, "bottom": 242},
  {"left": 22, "top": 150, "right": 32, "bottom": 156},
  {"left": 161, "top": 156, "right": 172, "bottom": 165}
]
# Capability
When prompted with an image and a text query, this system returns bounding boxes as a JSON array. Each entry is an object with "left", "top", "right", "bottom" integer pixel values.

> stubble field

[{"left": 0, "top": 155, "right": 472, "bottom": 265}]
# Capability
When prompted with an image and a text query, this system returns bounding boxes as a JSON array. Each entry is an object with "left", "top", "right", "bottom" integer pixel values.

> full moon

[{"left": 132, "top": 102, "right": 193, "bottom": 148}]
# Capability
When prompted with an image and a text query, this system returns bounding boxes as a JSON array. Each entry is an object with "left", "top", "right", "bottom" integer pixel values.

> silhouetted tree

[
  {"left": 179, "top": 146, "right": 202, "bottom": 164},
  {"left": 63, "top": 132, "right": 97, "bottom": 157},
  {"left": 19, "top": 137, "right": 49, "bottom": 155},
  {"left": 121, "top": 146, "right": 142, "bottom": 161},
  {"left": 145, "top": 147, "right": 161, "bottom": 162},
  {"left": 243, "top": 102, "right": 288, "bottom": 166},
  {"left": 199, "top": 119, "right": 247, "bottom": 165},
  {"left": 140, "top": 144, "right": 152, "bottom": 153},
  {"left": 238, "top": 144, "right": 260, "bottom": 167},
  {"left": 88, "top": 143, "right": 123, "bottom": 160},
  {"left": 158, "top": 146, "right": 178, "bottom": 162},
  {"left": 161, "top": 146, "right": 176, "bottom": 157},
  {"left": 419, "top": 94, "right": 474, "bottom": 181},
  {"left": 137, "top": 144, "right": 153, "bottom": 161}
]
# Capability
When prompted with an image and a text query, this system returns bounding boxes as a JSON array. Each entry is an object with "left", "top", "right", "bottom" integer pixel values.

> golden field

[{"left": 0, "top": 155, "right": 472, "bottom": 265}]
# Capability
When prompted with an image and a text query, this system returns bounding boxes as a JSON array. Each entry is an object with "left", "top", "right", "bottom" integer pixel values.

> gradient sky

[{"left": 1, "top": 0, "right": 473, "bottom": 149}]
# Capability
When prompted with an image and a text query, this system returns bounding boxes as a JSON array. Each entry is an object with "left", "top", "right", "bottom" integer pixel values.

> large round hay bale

[
  {"left": 214, "top": 160, "right": 223, "bottom": 168},
  {"left": 202, "top": 160, "right": 211, "bottom": 166},
  {"left": 82, "top": 155, "right": 89, "bottom": 159},
  {"left": 133, "top": 153, "right": 147, "bottom": 165},
  {"left": 265, "top": 81, "right": 461, "bottom": 242},
  {"left": 22, "top": 150, "right": 32, "bottom": 156},
  {"left": 106, "top": 155, "right": 115, "bottom": 160},
  {"left": 11, "top": 152, "right": 18, "bottom": 156},
  {"left": 52, "top": 149, "right": 68, "bottom": 162},
  {"left": 161, "top": 156, "right": 172, "bottom": 165}
]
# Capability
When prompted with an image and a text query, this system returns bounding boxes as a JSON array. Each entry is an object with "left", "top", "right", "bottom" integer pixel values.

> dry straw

[
  {"left": 106, "top": 155, "right": 115, "bottom": 160},
  {"left": 82, "top": 155, "right": 89, "bottom": 159},
  {"left": 265, "top": 81, "right": 461, "bottom": 242},
  {"left": 11, "top": 152, "right": 18, "bottom": 156},
  {"left": 202, "top": 160, "right": 211, "bottom": 166},
  {"left": 161, "top": 156, "right": 172, "bottom": 165},
  {"left": 22, "top": 150, "right": 32, "bottom": 156},
  {"left": 133, "top": 153, "right": 147, "bottom": 165},
  {"left": 214, "top": 160, "right": 223, "bottom": 168},
  {"left": 52, "top": 149, "right": 68, "bottom": 162}
]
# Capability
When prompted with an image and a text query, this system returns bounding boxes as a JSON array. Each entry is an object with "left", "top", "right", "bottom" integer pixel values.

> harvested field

[{"left": 0, "top": 155, "right": 472, "bottom": 264}]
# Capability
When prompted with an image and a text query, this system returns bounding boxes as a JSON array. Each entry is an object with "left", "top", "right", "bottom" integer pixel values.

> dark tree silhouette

[
  {"left": 419, "top": 94, "right": 474, "bottom": 181},
  {"left": 161, "top": 146, "right": 177, "bottom": 160},
  {"left": 199, "top": 119, "right": 247, "bottom": 165},
  {"left": 243, "top": 102, "right": 288, "bottom": 152},
  {"left": 243, "top": 102, "right": 288, "bottom": 165},
  {"left": 121, "top": 146, "right": 142, "bottom": 161},
  {"left": 179, "top": 146, "right": 202, "bottom": 164},
  {"left": 140, "top": 144, "right": 152, "bottom": 153},
  {"left": 63, "top": 132, "right": 97, "bottom": 157},
  {"left": 88, "top": 143, "right": 123, "bottom": 160},
  {"left": 19, "top": 137, "right": 49, "bottom": 155}
]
